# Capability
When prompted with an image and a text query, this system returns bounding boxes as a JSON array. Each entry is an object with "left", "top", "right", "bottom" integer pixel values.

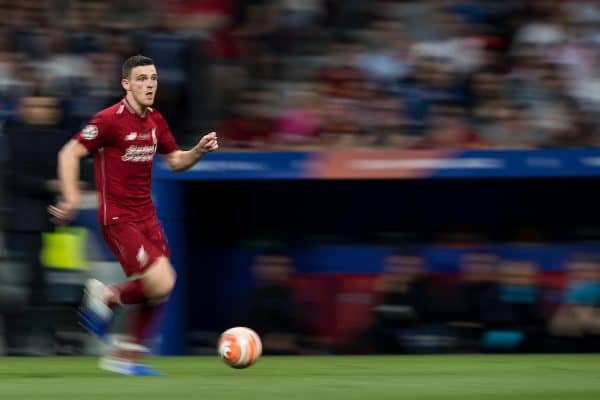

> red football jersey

[{"left": 75, "top": 99, "right": 179, "bottom": 225}]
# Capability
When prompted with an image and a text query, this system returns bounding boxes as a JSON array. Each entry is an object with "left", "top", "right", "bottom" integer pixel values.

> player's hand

[
  {"left": 48, "top": 198, "right": 80, "bottom": 225},
  {"left": 197, "top": 132, "right": 219, "bottom": 153}
]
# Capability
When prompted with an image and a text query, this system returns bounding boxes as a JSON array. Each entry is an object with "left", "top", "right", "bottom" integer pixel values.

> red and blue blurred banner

[{"left": 154, "top": 149, "right": 600, "bottom": 180}]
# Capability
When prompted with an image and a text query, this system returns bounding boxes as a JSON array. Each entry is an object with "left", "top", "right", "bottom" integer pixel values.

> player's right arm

[
  {"left": 49, "top": 114, "right": 112, "bottom": 224},
  {"left": 48, "top": 139, "right": 90, "bottom": 224}
]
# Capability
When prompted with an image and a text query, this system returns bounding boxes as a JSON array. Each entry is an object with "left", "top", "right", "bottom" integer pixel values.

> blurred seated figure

[
  {"left": 481, "top": 259, "right": 543, "bottom": 352},
  {"left": 451, "top": 250, "right": 499, "bottom": 351},
  {"left": 247, "top": 254, "right": 298, "bottom": 354},
  {"left": 549, "top": 254, "right": 600, "bottom": 351},
  {"left": 368, "top": 252, "right": 437, "bottom": 353}
]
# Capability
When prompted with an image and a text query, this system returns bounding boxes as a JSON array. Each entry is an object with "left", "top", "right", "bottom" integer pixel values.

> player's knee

[
  {"left": 153, "top": 265, "right": 176, "bottom": 299},
  {"left": 143, "top": 257, "right": 177, "bottom": 300},
  {"left": 161, "top": 266, "right": 177, "bottom": 296}
]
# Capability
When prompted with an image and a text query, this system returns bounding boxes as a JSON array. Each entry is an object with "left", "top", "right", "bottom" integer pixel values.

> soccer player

[{"left": 48, "top": 55, "right": 219, "bottom": 375}]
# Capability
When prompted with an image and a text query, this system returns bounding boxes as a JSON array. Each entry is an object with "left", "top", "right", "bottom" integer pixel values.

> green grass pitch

[{"left": 1, "top": 355, "right": 600, "bottom": 399}]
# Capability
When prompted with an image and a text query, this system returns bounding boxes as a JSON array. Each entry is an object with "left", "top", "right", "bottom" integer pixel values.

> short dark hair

[{"left": 122, "top": 55, "right": 154, "bottom": 79}]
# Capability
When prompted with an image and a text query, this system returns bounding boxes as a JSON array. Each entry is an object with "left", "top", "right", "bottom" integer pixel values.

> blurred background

[{"left": 0, "top": 0, "right": 599, "bottom": 357}]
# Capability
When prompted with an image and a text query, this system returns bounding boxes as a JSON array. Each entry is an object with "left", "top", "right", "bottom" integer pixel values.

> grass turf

[{"left": 1, "top": 355, "right": 599, "bottom": 399}]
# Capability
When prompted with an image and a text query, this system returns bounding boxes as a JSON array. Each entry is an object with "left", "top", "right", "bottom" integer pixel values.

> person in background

[
  {"left": 4, "top": 94, "right": 67, "bottom": 354},
  {"left": 247, "top": 254, "right": 299, "bottom": 354}
]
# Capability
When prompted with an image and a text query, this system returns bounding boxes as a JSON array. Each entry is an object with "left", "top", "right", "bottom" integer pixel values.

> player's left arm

[{"left": 162, "top": 131, "right": 219, "bottom": 172}]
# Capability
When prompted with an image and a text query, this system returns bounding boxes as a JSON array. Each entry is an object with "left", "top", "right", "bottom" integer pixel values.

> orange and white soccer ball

[{"left": 218, "top": 327, "right": 262, "bottom": 369}]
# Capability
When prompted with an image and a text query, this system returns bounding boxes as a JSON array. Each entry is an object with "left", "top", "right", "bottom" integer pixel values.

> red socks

[
  {"left": 130, "top": 302, "right": 166, "bottom": 345},
  {"left": 111, "top": 279, "right": 146, "bottom": 305},
  {"left": 110, "top": 279, "right": 167, "bottom": 346}
]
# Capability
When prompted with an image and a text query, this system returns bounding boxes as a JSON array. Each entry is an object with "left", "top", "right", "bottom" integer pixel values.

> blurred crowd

[
  {"left": 240, "top": 249, "right": 600, "bottom": 355},
  {"left": 0, "top": 0, "right": 597, "bottom": 151}
]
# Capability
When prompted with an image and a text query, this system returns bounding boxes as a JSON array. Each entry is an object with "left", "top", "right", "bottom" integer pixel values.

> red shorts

[{"left": 100, "top": 216, "right": 170, "bottom": 276}]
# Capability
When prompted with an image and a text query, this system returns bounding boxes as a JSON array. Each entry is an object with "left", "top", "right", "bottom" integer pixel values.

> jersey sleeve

[
  {"left": 155, "top": 113, "right": 179, "bottom": 155},
  {"left": 74, "top": 113, "right": 114, "bottom": 154}
]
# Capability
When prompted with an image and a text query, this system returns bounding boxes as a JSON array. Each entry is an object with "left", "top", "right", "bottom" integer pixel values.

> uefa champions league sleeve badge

[{"left": 82, "top": 124, "right": 99, "bottom": 140}]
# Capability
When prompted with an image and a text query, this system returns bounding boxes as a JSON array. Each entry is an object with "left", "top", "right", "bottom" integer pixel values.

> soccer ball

[{"left": 218, "top": 327, "right": 262, "bottom": 369}]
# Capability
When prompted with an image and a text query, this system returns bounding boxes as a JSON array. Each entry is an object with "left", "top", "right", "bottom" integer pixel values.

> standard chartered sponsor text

[{"left": 122, "top": 145, "right": 156, "bottom": 162}]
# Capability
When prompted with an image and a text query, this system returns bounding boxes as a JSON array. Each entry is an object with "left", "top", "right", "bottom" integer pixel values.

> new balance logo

[{"left": 125, "top": 132, "right": 137, "bottom": 141}]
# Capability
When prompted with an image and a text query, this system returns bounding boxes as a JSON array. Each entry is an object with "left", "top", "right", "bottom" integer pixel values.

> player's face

[{"left": 124, "top": 65, "right": 158, "bottom": 108}]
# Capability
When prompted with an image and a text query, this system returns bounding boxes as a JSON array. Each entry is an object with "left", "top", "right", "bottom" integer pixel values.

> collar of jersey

[{"left": 122, "top": 98, "right": 152, "bottom": 118}]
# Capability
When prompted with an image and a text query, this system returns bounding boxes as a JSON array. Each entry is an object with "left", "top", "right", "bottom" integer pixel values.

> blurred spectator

[
  {"left": 453, "top": 250, "right": 499, "bottom": 350},
  {"left": 369, "top": 252, "right": 435, "bottom": 353},
  {"left": 220, "top": 87, "right": 275, "bottom": 148},
  {"left": 140, "top": 15, "right": 195, "bottom": 135},
  {"left": 356, "top": 19, "right": 411, "bottom": 87},
  {"left": 471, "top": 71, "right": 540, "bottom": 148},
  {"left": 3, "top": 95, "right": 67, "bottom": 354},
  {"left": 246, "top": 254, "right": 299, "bottom": 354},
  {"left": 364, "top": 92, "right": 412, "bottom": 148},
  {"left": 314, "top": 40, "right": 372, "bottom": 147},
  {"left": 168, "top": 0, "right": 236, "bottom": 33},
  {"left": 168, "top": 0, "right": 245, "bottom": 126},
  {"left": 419, "top": 102, "right": 483, "bottom": 149},
  {"left": 0, "top": 53, "right": 37, "bottom": 101},
  {"left": 103, "top": 0, "right": 158, "bottom": 31},
  {"left": 235, "top": 0, "right": 280, "bottom": 81},
  {"left": 0, "top": 108, "right": 6, "bottom": 234},
  {"left": 324, "top": 0, "right": 370, "bottom": 33},
  {"left": 318, "top": 96, "right": 365, "bottom": 148},
  {"left": 66, "top": 51, "right": 122, "bottom": 133},
  {"left": 549, "top": 254, "right": 600, "bottom": 346},
  {"left": 32, "top": 28, "right": 91, "bottom": 98},
  {"left": 276, "top": 0, "right": 324, "bottom": 55},
  {"left": 272, "top": 86, "right": 321, "bottom": 148},
  {"left": 481, "top": 259, "right": 544, "bottom": 352}
]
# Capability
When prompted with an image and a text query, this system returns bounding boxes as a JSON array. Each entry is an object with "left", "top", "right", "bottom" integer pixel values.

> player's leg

[
  {"left": 92, "top": 220, "right": 175, "bottom": 375},
  {"left": 110, "top": 256, "right": 175, "bottom": 350},
  {"left": 129, "top": 301, "right": 167, "bottom": 345},
  {"left": 81, "top": 258, "right": 176, "bottom": 337},
  {"left": 106, "top": 256, "right": 176, "bottom": 305},
  {"left": 79, "top": 223, "right": 127, "bottom": 338},
  {"left": 79, "top": 279, "right": 115, "bottom": 338},
  {"left": 100, "top": 271, "right": 175, "bottom": 375},
  {"left": 109, "top": 215, "right": 175, "bottom": 305},
  {"left": 80, "top": 222, "right": 175, "bottom": 338},
  {"left": 116, "top": 217, "right": 175, "bottom": 349},
  {"left": 92, "top": 259, "right": 175, "bottom": 376}
]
